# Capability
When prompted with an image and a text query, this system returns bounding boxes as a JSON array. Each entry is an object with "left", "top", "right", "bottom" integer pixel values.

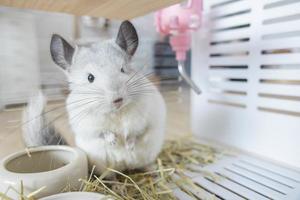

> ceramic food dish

[
  {"left": 0, "top": 145, "right": 88, "bottom": 199},
  {"left": 40, "top": 192, "right": 107, "bottom": 200}
]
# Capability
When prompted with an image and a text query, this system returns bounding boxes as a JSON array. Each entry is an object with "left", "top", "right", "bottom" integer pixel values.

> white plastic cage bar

[
  {"left": 174, "top": 154, "right": 300, "bottom": 199},
  {"left": 187, "top": 0, "right": 300, "bottom": 199}
]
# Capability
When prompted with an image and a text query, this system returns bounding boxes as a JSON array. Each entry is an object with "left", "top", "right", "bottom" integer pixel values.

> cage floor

[{"left": 174, "top": 153, "right": 300, "bottom": 200}]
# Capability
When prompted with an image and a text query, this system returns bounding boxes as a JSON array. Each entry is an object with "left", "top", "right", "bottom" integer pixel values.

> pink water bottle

[{"left": 155, "top": 0, "right": 202, "bottom": 94}]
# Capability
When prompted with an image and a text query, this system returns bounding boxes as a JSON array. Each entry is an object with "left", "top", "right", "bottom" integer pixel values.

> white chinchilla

[{"left": 22, "top": 21, "right": 166, "bottom": 174}]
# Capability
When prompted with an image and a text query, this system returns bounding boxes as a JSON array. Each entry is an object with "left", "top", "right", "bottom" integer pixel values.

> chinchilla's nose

[
  {"left": 113, "top": 97, "right": 123, "bottom": 108},
  {"left": 113, "top": 98, "right": 123, "bottom": 104}
]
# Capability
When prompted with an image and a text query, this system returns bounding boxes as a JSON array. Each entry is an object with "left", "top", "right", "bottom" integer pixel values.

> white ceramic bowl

[
  {"left": 0, "top": 145, "right": 88, "bottom": 199},
  {"left": 40, "top": 192, "right": 106, "bottom": 200}
]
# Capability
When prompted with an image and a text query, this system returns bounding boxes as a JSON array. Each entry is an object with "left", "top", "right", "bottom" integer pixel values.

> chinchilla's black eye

[
  {"left": 88, "top": 74, "right": 95, "bottom": 83},
  {"left": 120, "top": 67, "right": 125, "bottom": 73}
]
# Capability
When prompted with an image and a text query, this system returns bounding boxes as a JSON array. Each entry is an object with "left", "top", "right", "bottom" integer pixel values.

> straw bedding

[{"left": 1, "top": 136, "right": 221, "bottom": 200}]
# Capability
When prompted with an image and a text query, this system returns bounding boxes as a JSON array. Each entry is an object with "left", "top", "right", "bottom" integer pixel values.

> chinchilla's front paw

[
  {"left": 100, "top": 131, "right": 117, "bottom": 146},
  {"left": 126, "top": 136, "right": 136, "bottom": 151}
]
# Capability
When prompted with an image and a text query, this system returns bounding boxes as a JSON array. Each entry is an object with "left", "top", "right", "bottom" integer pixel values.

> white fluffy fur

[
  {"left": 22, "top": 91, "right": 46, "bottom": 146},
  {"left": 66, "top": 41, "right": 166, "bottom": 174},
  {"left": 23, "top": 91, "right": 67, "bottom": 146}
]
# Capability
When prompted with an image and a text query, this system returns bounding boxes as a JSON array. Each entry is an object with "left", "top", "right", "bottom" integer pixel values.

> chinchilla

[{"left": 22, "top": 21, "right": 166, "bottom": 174}]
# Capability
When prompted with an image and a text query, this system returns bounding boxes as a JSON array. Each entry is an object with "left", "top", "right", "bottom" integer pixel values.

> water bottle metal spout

[{"left": 178, "top": 61, "right": 201, "bottom": 95}]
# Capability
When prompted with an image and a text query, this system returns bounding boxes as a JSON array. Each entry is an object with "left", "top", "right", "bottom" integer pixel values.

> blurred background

[{"left": 0, "top": 6, "right": 191, "bottom": 158}]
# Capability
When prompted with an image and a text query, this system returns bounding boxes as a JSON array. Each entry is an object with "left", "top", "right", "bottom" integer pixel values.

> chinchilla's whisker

[
  {"left": 68, "top": 106, "right": 91, "bottom": 126},
  {"left": 126, "top": 64, "right": 149, "bottom": 82},
  {"left": 33, "top": 100, "right": 98, "bottom": 160},
  {"left": 36, "top": 99, "right": 102, "bottom": 141},
  {"left": 128, "top": 82, "right": 155, "bottom": 90},
  {"left": 128, "top": 80, "right": 162, "bottom": 90},
  {"left": 128, "top": 81, "right": 155, "bottom": 89},
  {"left": 128, "top": 85, "right": 152, "bottom": 92},
  {"left": 71, "top": 105, "right": 99, "bottom": 127},
  {"left": 68, "top": 100, "right": 102, "bottom": 126},
  {"left": 138, "top": 75, "right": 178, "bottom": 83},
  {"left": 129, "top": 87, "right": 156, "bottom": 93},
  {"left": 153, "top": 77, "right": 180, "bottom": 83},
  {"left": 126, "top": 67, "right": 144, "bottom": 84},
  {"left": 36, "top": 99, "right": 99, "bottom": 135},
  {"left": 45, "top": 100, "right": 102, "bottom": 148},
  {"left": 127, "top": 79, "right": 152, "bottom": 89},
  {"left": 128, "top": 89, "right": 155, "bottom": 94},
  {"left": 128, "top": 90, "right": 155, "bottom": 96},
  {"left": 126, "top": 71, "right": 154, "bottom": 87},
  {"left": 128, "top": 88, "right": 156, "bottom": 94},
  {"left": 126, "top": 70, "right": 151, "bottom": 86},
  {"left": 34, "top": 112, "right": 68, "bottom": 141},
  {"left": 128, "top": 93, "right": 153, "bottom": 99},
  {"left": 1, "top": 97, "right": 99, "bottom": 141},
  {"left": 127, "top": 82, "right": 156, "bottom": 92},
  {"left": 127, "top": 78, "right": 145, "bottom": 88},
  {"left": 76, "top": 101, "right": 106, "bottom": 123},
  {"left": 128, "top": 77, "right": 150, "bottom": 85},
  {"left": 21, "top": 90, "right": 104, "bottom": 107},
  {"left": 128, "top": 87, "right": 156, "bottom": 92},
  {"left": 129, "top": 92, "right": 155, "bottom": 97},
  {"left": 128, "top": 92, "right": 155, "bottom": 97},
  {"left": 27, "top": 97, "right": 99, "bottom": 125},
  {"left": 34, "top": 97, "right": 93, "bottom": 166},
  {"left": 34, "top": 109, "right": 72, "bottom": 168},
  {"left": 129, "top": 73, "right": 158, "bottom": 84},
  {"left": 141, "top": 71, "right": 155, "bottom": 78},
  {"left": 128, "top": 94, "right": 152, "bottom": 99},
  {"left": 127, "top": 88, "right": 156, "bottom": 96}
]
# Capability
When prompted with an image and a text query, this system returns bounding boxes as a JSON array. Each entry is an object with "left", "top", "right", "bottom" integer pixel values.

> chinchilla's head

[{"left": 50, "top": 21, "right": 149, "bottom": 114}]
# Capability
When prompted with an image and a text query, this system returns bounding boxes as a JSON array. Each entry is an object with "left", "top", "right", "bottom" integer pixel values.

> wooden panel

[{"left": 0, "top": 0, "right": 182, "bottom": 19}]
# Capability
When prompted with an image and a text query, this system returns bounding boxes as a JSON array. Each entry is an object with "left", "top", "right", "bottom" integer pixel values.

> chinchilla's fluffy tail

[{"left": 22, "top": 91, "right": 67, "bottom": 146}]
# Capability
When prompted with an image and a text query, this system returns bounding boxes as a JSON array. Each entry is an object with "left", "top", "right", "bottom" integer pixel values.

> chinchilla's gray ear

[
  {"left": 50, "top": 34, "right": 75, "bottom": 70},
  {"left": 116, "top": 20, "right": 138, "bottom": 57}
]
